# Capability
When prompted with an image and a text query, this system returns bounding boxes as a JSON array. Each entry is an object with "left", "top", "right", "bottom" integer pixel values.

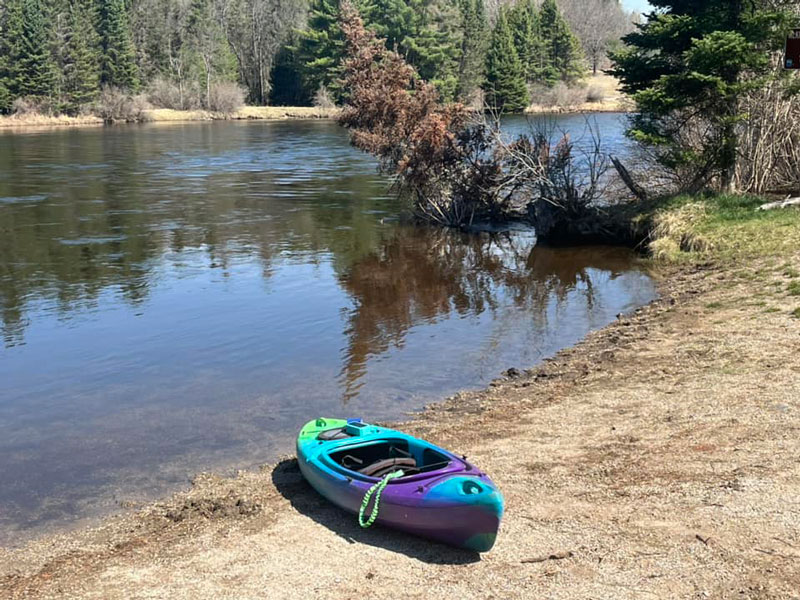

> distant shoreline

[
  {"left": 0, "top": 106, "right": 341, "bottom": 131},
  {"left": 0, "top": 101, "right": 631, "bottom": 132}
]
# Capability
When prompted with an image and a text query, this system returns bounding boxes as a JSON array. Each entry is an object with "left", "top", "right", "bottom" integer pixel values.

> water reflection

[
  {"left": 338, "top": 228, "right": 648, "bottom": 401},
  {"left": 0, "top": 117, "right": 653, "bottom": 543}
]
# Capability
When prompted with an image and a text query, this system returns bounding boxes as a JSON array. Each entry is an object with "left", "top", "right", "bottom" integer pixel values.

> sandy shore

[
  {"left": 0, "top": 106, "right": 340, "bottom": 131},
  {"left": 2, "top": 253, "right": 799, "bottom": 599}
]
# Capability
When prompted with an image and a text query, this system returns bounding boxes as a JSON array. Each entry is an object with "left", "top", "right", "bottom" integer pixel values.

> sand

[{"left": 2, "top": 257, "right": 799, "bottom": 599}]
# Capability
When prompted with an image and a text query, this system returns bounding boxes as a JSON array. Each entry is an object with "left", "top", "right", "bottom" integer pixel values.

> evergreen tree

[
  {"left": 297, "top": 0, "right": 461, "bottom": 102},
  {"left": 539, "top": 0, "right": 584, "bottom": 84},
  {"left": 17, "top": 0, "right": 56, "bottom": 99},
  {"left": 295, "top": 0, "right": 349, "bottom": 102},
  {"left": 62, "top": 0, "right": 101, "bottom": 112},
  {"left": 484, "top": 9, "right": 528, "bottom": 113},
  {"left": 507, "top": 0, "right": 535, "bottom": 80},
  {"left": 98, "top": 0, "right": 139, "bottom": 90},
  {"left": 404, "top": 0, "right": 461, "bottom": 101},
  {"left": 362, "top": 0, "right": 460, "bottom": 100},
  {"left": 610, "top": 0, "right": 795, "bottom": 191},
  {"left": 0, "top": 0, "right": 26, "bottom": 112},
  {"left": 456, "top": 0, "right": 488, "bottom": 102}
]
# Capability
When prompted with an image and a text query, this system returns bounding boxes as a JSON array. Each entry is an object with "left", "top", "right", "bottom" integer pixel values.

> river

[{"left": 0, "top": 114, "right": 654, "bottom": 544}]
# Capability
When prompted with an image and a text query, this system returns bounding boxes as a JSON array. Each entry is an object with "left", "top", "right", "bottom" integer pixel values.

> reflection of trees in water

[
  {"left": 0, "top": 151, "right": 389, "bottom": 346},
  {"left": 337, "top": 229, "right": 642, "bottom": 402}
]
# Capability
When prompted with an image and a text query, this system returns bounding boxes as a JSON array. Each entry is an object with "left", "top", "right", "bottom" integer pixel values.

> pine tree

[
  {"left": 298, "top": 0, "right": 461, "bottom": 103},
  {"left": 456, "top": 0, "right": 488, "bottom": 103},
  {"left": 62, "top": 0, "right": 101, "bottom": 112},
  {"left": 98, "top": 0, "right": 139, "bottom": 91},
  {"left": 507, "top": 0, "right": 535, "bottom": 80},
  {"left": 484, "top": 9, "right": 528, "bottom": 113},
  {"left": 17, "top": 0, "right": 56, "bottom": 99},
  {"left": 0, "top": 0, "right": 25, "bottom": 112},
  {"left": 539, "top": 0, "right": 584, "bottom": 84},
  {"left": 404, "top": 0, "right": 461, "bottom": 101},
  {"left": 295, "top": 0, "right": 349, "bottom": 102},
  {"left": 610, "top": 0, "right": 795, "bottom": 190}
]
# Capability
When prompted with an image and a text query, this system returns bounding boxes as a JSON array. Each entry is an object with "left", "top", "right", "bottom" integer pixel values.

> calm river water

[{"left": 0, "top": 114, "right": 654, "bottom": 543}]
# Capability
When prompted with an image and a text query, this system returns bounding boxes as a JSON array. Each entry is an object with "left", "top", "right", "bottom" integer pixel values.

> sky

[{"left": 622, "top": 0, "right": 653, "bottom": 13}]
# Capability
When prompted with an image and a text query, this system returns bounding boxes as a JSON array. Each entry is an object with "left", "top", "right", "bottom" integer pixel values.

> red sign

[{"left": 787, "top": 29, "right": 800, "bottom": 70}]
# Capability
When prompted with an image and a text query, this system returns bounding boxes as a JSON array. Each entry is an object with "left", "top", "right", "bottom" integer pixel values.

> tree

[
  {"left": 295, "top": 0, "right": 349, "bottom": 101},
  {"left": 455, "top": 0, "right": 488, "bottom": 103},
  {"left": 0, "top": 0, "right": 25, "bottom": 112},
  {"left": 98, "top": 0, "right": 140, "bottom": 90},
  {"left": 610, "top": 0, "right": 795, "bottom": 191},
  {"left": 16, "top": 0, "right": 56, "bottom": 100},
  {"left": 558, "top": 0, "right": 636, "bottom": 75},
  {"left": 220, "top": 0, "right": 306, "bottom": 105},
  {"left": 484, "top": 8, "right": 528, "bottom": 112},
  {"left": 507, "top": 0, "right": 539, "bottom": 82},
  {"left": 539, "top": 0, "right": 584, "bottom": 84},
  {"left": 62, "top": 0, "right": 101, "bottom": 112},
  {"left": 188, "top": 0, "right": 235, "bottom": 108},
  {"left": 361, "top": 0, "right": 461, "bottom": 101}
]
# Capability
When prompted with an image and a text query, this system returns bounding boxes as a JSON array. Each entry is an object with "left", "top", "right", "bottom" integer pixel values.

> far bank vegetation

[{"left": 0, "top": 0, "right": 637, "bottom": 122}]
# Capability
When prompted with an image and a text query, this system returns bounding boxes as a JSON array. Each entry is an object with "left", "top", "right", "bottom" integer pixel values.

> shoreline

[
  {"left": 0, "top": 106, "right": 341, "bottom": 132},
  {"left": 3, "top": 253, "right": 799, "bottom": 598},
  {"left": 0, "top": 102, "right": 630, "bottom": 133}
]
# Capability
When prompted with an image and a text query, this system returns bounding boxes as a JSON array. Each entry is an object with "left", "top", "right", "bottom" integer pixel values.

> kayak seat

[{"left": 359, "top": 457, "right": 417, "bottom": 478}]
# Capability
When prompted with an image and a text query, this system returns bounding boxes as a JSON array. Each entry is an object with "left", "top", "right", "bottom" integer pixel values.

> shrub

[
  {"left": 147, "top": 78, "right": 202, "bottom": 110},
  {"left": 529, "top": 83, "right": 586, "bottom": 109},
  {"left": 584, "top": 84, "right": 606, "bottom": 104},
  {"left": 11, "top": 96, "right": 54, "bottom": 116},
  {"left": 207, "top": 82, "right": 245, "bottom": 115},
  {"left": 95, "top": 86, "right": 151, "bottom": 123},
  {"left": 313, "top": 84, "right": 336, "bottom": 109}
]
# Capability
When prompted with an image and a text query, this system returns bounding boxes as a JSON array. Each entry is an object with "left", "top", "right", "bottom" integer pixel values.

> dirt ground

[{"left": 2, "top": 257, "right": 799, "bottom": 600}]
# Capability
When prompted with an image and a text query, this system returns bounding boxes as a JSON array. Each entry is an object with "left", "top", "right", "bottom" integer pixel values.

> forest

[{"left": 0, "top": 0, "right": 638, "bottom": 116}]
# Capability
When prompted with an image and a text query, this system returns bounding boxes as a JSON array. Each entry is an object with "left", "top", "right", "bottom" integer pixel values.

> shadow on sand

[{"left": 271, "top": 458, "right": 481, "bottom": 565}]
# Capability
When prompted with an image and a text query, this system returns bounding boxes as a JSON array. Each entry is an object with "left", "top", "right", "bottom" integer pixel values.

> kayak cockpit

[{"left": 324, "top": 438, "right": 464, "bottom": 481}]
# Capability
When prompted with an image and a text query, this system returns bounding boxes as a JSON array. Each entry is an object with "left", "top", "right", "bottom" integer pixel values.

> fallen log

[
  {"left": 611, "top": 156, "right": 648, "bottom": 202},
  {"left": 757, "top": 197, "right": 800, "bottom": 211}
]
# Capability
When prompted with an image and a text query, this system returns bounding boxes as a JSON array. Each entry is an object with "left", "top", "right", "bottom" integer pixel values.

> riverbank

[
  {"left": 0, "top": 75, "right": 626, "bottom": 131},
  {"left": 2, "top": 198, "right": 799, "bottom": 598},
  {"left": 0, "top": 106, "right": 340, "bottom": 131}
]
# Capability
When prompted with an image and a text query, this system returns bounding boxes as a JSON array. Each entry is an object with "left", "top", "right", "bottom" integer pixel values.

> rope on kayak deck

[{"left": 358, "top": 470, "right": 404, "bottom": 528}]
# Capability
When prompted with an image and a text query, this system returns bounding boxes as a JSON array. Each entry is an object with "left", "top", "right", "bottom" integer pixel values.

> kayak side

[{"left": 296, "top": 418, "right": 504, "bottom": 552}]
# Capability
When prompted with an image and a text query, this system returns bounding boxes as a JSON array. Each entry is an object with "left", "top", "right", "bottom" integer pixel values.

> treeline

[{"left": 0, "top": 0, "right": 635, "bottom": 116}]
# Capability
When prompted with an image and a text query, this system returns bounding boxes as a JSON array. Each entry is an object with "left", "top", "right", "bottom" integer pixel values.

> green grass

[
  {"left": 788, "top": 281, "right": 800, "bottom": 296},
  {"left": 705, "top": 301, "right": 724, "bottom": 310},
  {"left": 642, "top": 193, "right": 800, "bottom": 262},
  {"left": 792, "top": 308, "right": 800, "bottom": 319}
]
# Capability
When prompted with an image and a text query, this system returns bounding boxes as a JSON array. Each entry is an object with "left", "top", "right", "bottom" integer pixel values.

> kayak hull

[{"left": 296, "top": 418, "right": 503, "bottom": 552}]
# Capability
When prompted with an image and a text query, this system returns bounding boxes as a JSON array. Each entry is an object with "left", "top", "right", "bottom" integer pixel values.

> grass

[
  {"left": 793, "top": 308, "right": 800, "bottom": 319},
  {"left": 641, "top": 193, "right": 800, "bottom": 263},
  {"left": 788, "top": 281, "right": 800, "bottom": 296}
]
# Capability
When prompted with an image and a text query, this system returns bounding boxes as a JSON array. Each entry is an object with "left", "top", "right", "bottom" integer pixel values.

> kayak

[{"left": 296, "top": 418, "right": 504, "bottom": 552}]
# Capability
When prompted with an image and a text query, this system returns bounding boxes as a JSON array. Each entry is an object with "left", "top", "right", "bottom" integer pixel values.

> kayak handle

[{"left": 358, "top": 470, "right": 404, "bottom": 528}]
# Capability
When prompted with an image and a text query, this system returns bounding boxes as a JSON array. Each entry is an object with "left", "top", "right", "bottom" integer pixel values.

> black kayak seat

[{"left": 359, "top": 457, "right": 417, "bottom": 477}]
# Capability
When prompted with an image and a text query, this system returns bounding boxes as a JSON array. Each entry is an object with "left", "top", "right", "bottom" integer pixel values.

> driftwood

[
  {"left": 757, "top": 197, "right": 800, "bottom": 211},
  {"left": 521, "top": 550, "right": 574, "bottom": 564},
  {"left": 611, "top": 156, "right": 648, "bottom": 202}
]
